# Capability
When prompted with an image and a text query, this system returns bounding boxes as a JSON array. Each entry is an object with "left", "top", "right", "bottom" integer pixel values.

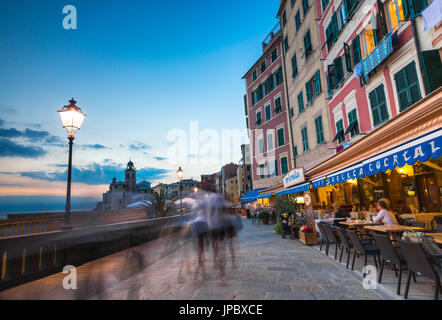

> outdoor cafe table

[
  {"left": 339, "top": 221, "right": 381, "bottom": 229},
  {"left": 430, "top": 233, "right": 442, "bottom": 246},
  {"left": 364, "top": 225, "right": 425, "bottom": 233},
  {"left": 399, "top": 213, "right": 442, "bottom": 230}
]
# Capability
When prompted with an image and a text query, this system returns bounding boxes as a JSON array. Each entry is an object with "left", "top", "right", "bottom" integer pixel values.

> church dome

[{"left": 127, "top": 160, "right": 135, "bottom": 170}]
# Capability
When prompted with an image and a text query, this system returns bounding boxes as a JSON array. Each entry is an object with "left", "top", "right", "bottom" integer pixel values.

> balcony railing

[{"left": 262, "top": 23, "right": 281, "bottom": 49}]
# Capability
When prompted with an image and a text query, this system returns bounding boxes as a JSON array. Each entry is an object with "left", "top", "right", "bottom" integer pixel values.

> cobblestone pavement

[{"left": 0, "top": 218, "right": 392, "bottom": 300}]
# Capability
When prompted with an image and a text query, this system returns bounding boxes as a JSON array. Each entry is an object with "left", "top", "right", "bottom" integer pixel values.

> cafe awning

[
  {"left": 344, "top": 120, "right": 358, "bottom": 136},
  {"left": 257, "top": 193, "right": 273, "bottom": 199},
  {"left": 275, "top": 182, "right": 311, "bottom": 196},
  {"left": 327, "top": 163, "right": 365, "bottom": 186},
  {"left": 332, "top": 130, "right": 345, "bottom": 142},
  {"left": 363, "top": 128, "right": 442, "bottom": 176},
  {"left": 312, "top": 177, "right": 327, "bottom": 189},
  {"left": 240, "top": 188, "right": 268, "bottom": 202}
]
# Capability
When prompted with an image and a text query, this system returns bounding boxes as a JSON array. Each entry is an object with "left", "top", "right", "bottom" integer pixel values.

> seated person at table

[
  {"left": 373, "top": 200, "right": 398, "bottom": 226},
  {"left": 331, "top": 203, "right": 348, "bottom": 226},
  {"left": 368, "top": 201, "right": 378, "bottom": 216}
]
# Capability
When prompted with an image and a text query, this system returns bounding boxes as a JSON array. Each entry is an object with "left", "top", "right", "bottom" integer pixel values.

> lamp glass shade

[
  {"left": 176, "top": 167, "right": 184, "bottom": 181},
  {"left": 58, "top": 105, "right": 86, "bottom": 134}
]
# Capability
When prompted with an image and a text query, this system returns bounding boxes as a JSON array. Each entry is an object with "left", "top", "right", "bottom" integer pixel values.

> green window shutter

[
  {"left": 421, "top": 50, "right": 442, "bottom": 93},
  {"left": 294, "top": 146, "right": 298, "bottom": 157},
  {"left": 334, "top": 56, "right": 344, "bottom": 84},
  {"left": 298, "top": 92, "right": 304, "bottom": 113},
  {"left": 394, "top": 61, "right": 422, "bottom": 111},
  {"left": 265, "top": 105, "right": 271, "bottom": 121},
  {"left": 305, "top": 82, "right": 312, "bottom": 105},
  {"left": 409, "top": 0, "right": 428, "bottom": 19},
  {"left": 352, "top": 35, "right": 361, "bottom": 65},
  {"left": 295, "top": 11, "right": 301, "bottom": 31},
  {"left": 259, "top": 164, "right": 265, "bottom": 179},
  {"left": 302, "top": 127, "right": 309, "bottom": 151},
  {"left": 281, "top": 157, "right": 288, "bottom": 175},
  {"left": 315, "top": 70, "right": 321, "bottom": 94},
  {"left": 405, "top": 61, "right": 421, "bottom": 106},
  {"left": 315, "top": 116, "right": 324, "bottom": 144},
  {"left": 291, "top": 54, "right": 298, "bottom": 77},
  {"left": 274, "top": 159, "right": 278, "bottom": 176},
  {"left": 369, "top": 84, "right": 389, "bottom": 126},
  {"left": 304, "top": 30, "right": 312, "bottom": 60},
  {"left": 332, "top": 13, "right": 339, "bottom": 42},
  {"left": 277, "top": 128, "right": 285, "bottom": 146},
  {"left": 344, "top": 43, "right": 352, "bottom": 72}
]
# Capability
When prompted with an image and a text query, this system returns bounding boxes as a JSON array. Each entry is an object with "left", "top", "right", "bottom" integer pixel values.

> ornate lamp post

[
  {"left": 57, "top": 98, "right": 86, "bottom": 230},
  {"left": 176, "top": 167, "right": 184, "bottom": 215}
]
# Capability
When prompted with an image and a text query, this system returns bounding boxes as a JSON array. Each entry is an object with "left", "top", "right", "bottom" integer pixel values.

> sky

[{"left": 0, "top": 0, "right": 281, "bottom": 212}]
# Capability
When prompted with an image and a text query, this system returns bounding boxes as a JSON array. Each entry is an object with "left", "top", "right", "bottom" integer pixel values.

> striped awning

[
  {"left": 275, "top": 182, "right": 311, "bottom": 196},
  {"left": 312, "top": 177, "right": 327, "bottom": 189}
]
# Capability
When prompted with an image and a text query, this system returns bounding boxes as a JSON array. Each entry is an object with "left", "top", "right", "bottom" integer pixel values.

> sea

[{"left": 0, "top": 196, "right": 100, "bottom": 219}]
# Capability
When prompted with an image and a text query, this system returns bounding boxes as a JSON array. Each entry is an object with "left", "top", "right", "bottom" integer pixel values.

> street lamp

[
  {"left": 176, "top": 167, "right": 184, "bottom": 215},
  {"left": 57, "top": 98, "right": 86, "bottom": 230}
]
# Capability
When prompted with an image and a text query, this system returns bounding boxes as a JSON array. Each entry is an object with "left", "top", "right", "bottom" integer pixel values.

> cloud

[
  {"left": 154, "top": 156, "right": 167, "bottom": 161},
  {"left": 0, "top": 138, "right": 47, "bottom": 158},
  {"left": 0, "top": 119, "right": 4, "bottom": 127},
  {"left": 81, "top": 144, "right": 109, "bottom": 150},
  {"left": 0, "top": 128, "right": 23, "bottom": 138},
  {"left": 23, "top": 128, "right": 50, "bottom": 141},
  {"left": 44, "top": 135, "right": 64, "bottom": 144},
  {"left": 19, "top": 162, "right": 170, "bottom": 185},
  {"left": 129, "top": 142, "right": 151, "bottom": 151}
]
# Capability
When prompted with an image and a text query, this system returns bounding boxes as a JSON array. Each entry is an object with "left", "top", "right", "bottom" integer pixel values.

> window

[
  {"left": 281, "top": 157, "right": 289, "bottom": 175},
  {"left": 295, "top": 11, "right": 301, "bottom": 31},
  {"left": 334, "top": 56, "right": 344, "bottom": 85},
  {"left": 291, "top": 54, "right": 298, "bottom": 77},
  {"left": 271, "top": 48, "right": 278, "bottom": 62},
  {"left": 260, "top": 60, "right": 266, "bottom": 73},
  {"left": 352, "top": 35, "right": 362, "bottom": 65},
  {"left": 284, "top": 36, "right": 289, "bottom": 52},
  {"left": 315, "top": 116, "right": 324, "bottom": 145},
  {"left": 421, "top": 50, "right": 442, "bottom": 93},
  {"left": 322, "top": 0, "right": 330, "bottom": 11},
  {"left": 304, "top": 30, "right": 312, "bottom": 60},
  {"left": 258, "top": 137, "right": 264, "bottom": 154},
  {"left": 303, "top": 0, "right": 309, "bottom": 17},
  {"left": 294, "top": 146, "right": 298, "bottom": 157},
  {"left": 394, "top": 61, "right": 422, "bottom": 111},
  {"left": 290, "top": 107, "right": 294, "bottom": 117},
  {"left": 327, "top": 64, "right": 336, "bottom": 97},
  {"left": 409, "top": 0, "right": 432, "bottom": 18},
  {"left": 344, "top": 43, "right": 352, "bottom": 73},
  {"left": 369, "top": 84, "right": 389, "bottom": 126},
  {"left": 252, "top": 70, "right": 257, "bottom": 82},
  {"left": 251, "top": 91, "right": 256, "bottom": 106},
  {"left": 267, "top": 132, "right": 274, "bottom": 151},
  {"left": 386, "top": 0, "right": 405, "bottom": 32},
  {"left": 275, "top": 67, "right": 283, "bottom": 86},
  {"left": 256, "top": 111, "right": 262, "bottom": 126},
  {"left": 334, "top": 119, "right": 345, "bottom": 144},
  {"left": 301, "top": 127, "right": 309, "bottom": 151},
  {"left": 362, "top": 29, "right": 375, "bottom": 57},
  {"left": 268, "top": 159, "right": 278, "bottom": 177},
  {"left": 305, "top": 70, "right": 322, "bottom": 104},
  {"left": 326, "top": 13, "right": 339, "bottom": 50},
  {"left": 259, "top": 164, "right": 265, "bottom": 179},
  {"left": 291, "top": 0, "right": 295, "bottom": 8},
  {"left": 346, "top": 109, "right": 359, "bottom": 137},
  {"left": 265, "top": 105, "right": 271, "bottom": 122},
  {"left": 277, "top": 128, "right": 285, "bottom": 147},
  {"left": 282, "top": 11, "right": 287, "bottom": 27},
  {"left": 274, "top": 97, "right": 282, "bottom": 114},
  {"left": 298, "top": 91, "right": 304, "bottom": 113},
  {"left": 345, "top": 0, "right": 360, "bottom": 18},
  {"left": 338, "top": 3, "right": 348, "bottom": 28},
  {"left": 264, "top": 75, "right": 274, "bottom": 95}
]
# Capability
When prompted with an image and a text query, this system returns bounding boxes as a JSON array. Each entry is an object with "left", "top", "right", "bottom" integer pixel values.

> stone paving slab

[{"left": 0, "top": 218, "right": 398, "bottom": 300}]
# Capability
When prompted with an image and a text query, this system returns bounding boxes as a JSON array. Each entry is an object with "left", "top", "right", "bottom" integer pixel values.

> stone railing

[
  {"left": 0, "top": 214, "right": 194, "bottom": 292},
  {"left": 0, "top": 208, "right": 151, "bottom": 238}
]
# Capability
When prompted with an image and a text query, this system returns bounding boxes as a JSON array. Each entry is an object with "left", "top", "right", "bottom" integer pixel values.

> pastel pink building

[{"left": 242, "top": 23, "right": 294, "bottom": 189}]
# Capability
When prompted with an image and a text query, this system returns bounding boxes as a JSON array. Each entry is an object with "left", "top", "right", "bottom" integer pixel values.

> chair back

[
  {"left": 347, "top": 230, "right": 366, "bottom": 254},
  {"left": 336, "top": 228, "right": 351, "bottom": 249},
  {"left": 317, "top": 223, "right": 328, "bottom": 241},
  {"left": 434, "top": 216, "right": 442, "bottom": 232},
  {"left": 373, "top": 233, "right": 401, "bottom": 265},
  {"left": 323, "top": 224, "right": 337, "bottom": 243},
  {"left": 398, "top": 240, "right": 438, "bottom": 281}
]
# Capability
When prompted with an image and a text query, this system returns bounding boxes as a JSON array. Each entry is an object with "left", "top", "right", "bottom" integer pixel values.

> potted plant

[
  {"left": 298, "top": 225, "right": 317, "bottom": 245},
  {"left": 258, "top": 211, "right": 270, "bottom": 224}
]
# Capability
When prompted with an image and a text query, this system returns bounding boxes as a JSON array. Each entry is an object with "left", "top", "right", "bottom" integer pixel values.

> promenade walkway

[{"left": 0, "top": 218, "right": 394, "bottom": 300}]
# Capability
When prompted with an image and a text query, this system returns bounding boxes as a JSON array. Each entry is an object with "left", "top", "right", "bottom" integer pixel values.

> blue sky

[{"left": 0, "top": 0, "right": 280, "bottom": 210}]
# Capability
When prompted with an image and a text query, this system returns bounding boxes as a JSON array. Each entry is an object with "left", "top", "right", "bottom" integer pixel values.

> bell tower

[{"left": 125, "top": 160, "right": 136, "bottom": 192}]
